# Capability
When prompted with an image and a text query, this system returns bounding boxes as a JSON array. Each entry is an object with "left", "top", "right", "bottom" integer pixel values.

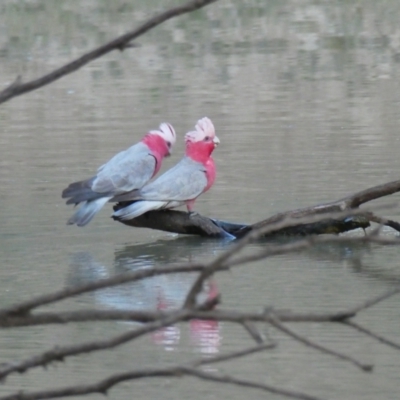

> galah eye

[
  {"left": 204, "top": 136, "right": 210, "bottom": 141},
  {"left": 167, "top": 141, "right": 172, "bottom": 148}
]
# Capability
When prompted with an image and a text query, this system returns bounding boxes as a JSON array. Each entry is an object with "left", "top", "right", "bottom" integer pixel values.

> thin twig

[
  {"left": 266, "top": 312, "right": 373, "bottom": 372},
  {"left": 180, "top": 367, "right": 324, "bottom": 400},
  {"left": 191, "top": 342, "right": 276, "bottom": 367},
  {"left": 343, "top": 286, "right": 400, "bottom": 315},
  {"left": 343, "top": 320, "right": 400, "bottom": 351},
  {"left": 241, "top": 320, "right": 266, "bottom": 344}
]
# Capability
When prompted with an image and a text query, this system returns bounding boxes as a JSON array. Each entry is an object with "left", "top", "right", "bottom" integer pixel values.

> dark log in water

[{"left": 113, "top": 179, "right": 400, "bottom": 239}]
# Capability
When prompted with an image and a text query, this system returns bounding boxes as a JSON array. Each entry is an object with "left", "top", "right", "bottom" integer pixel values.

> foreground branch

[
  {"left": 0, "top": 263, "right": 210, "bottom": 317},
  {"left": 267, "top": 312, "right": 373, "bottom": 371},
  {"left": 0, "top": 0, "right": 220, "bottom": 105},
  {"left": 0, "top": 366, "right": 322, "bottom": 400},
  {"left": 1, "top": 286, "right": 398, "bottom": 383}
]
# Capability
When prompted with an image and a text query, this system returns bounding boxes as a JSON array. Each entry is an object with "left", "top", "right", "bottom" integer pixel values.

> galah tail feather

[
  {"left": 112, "top": 117, "right": 219, "bottom": 221},
  {"left": 62, "top": 122, "right": 176, "bottom": 226}
]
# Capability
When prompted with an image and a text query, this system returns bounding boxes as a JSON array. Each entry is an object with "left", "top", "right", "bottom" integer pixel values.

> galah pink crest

[
  {"left": 62, "top": 122, "right": 176, "bottom": 226},
  {"left": 112, "top": 117, "right": 219, "bottom": 220}
]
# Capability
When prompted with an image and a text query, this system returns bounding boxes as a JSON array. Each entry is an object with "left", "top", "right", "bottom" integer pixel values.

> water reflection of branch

[{"left": 0, "top": 0, "right": 220, "bottom": 105}]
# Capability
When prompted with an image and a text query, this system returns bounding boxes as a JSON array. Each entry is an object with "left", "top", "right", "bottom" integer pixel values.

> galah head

[
  {"left": 147, "top": 122, "right": 177, "bottom": 156},
  {"left": 185, "top": 117, "right": 220, "bottom": 158}
]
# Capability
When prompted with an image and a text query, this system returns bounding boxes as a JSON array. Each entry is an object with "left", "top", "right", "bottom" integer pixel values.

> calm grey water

[{"left": 1, "top": 1, "right": 400, "bottom": 399}]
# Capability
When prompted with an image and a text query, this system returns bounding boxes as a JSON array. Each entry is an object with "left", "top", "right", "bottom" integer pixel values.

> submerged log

[{"left": 112, "top": 179, "right": 400, "bottom": 239}]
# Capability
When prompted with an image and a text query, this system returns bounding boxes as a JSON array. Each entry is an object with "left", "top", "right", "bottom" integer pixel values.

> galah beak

[
  {"left": 166, "top": 142, "right": 173, "bottom": 157},
  {"left": 213, "top": 136, "right": 220, "bottom": 146}
]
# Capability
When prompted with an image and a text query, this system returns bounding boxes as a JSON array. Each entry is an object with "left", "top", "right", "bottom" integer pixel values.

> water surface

[{"left": 1, "top": 1, "right": 400, "bottom": 399}]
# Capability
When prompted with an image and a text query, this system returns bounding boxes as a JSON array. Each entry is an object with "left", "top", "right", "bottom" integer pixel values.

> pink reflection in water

[{"left": 151, "top": 280, "right": 222, "bottom": 353}]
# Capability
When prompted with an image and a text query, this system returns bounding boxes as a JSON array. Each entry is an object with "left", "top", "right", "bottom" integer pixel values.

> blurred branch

[
  {"left": 0, "top": 212, "right": 399, "bottom": 398},
  {"left": 266, "top": 312, "right": 373, "bottom": 372},
  {"left": 0, "top": 353, "right": 322, "bottom": 400},
  {"left": 0, "top": 231, "right": 398, "bottom": 321},
  {"left": 183, "top": 228, "right": 400, "bottom": 309},
  {"left": 0, "top": 310, "right": 190, "bottom": 381},
  {"left": 343, "top": 320, "right": 400, "bottom": 351},
  {"left": 0, "top": 0, "right": 220, "bottom": 105},
  {"left": 177, "top": 368, "right": 323, "bottom": 400},
  {"left": 0, "top": 287, "right": 398, "bottom": 383},
  {"left": 0, "top": 263, "right": 210, "bottom": 317},
  {"left": 0, "top": 295, "right": 219, "bottom": 382}
]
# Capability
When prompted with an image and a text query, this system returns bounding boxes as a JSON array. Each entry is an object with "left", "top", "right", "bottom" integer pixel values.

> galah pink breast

[
  {"left": 112, "top": 117, "right": 219, "bottom": 221},
  {"left": 62, "top": 122, "right": 176, "bottom": 226}
]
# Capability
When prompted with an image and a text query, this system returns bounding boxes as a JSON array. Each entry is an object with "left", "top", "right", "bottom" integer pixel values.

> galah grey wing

[
  {"left": 141, "top": 157, "right": 207, "bottom": 201},
  {"left": 92, "top": 142, "right": 156, "bottom": 194},
  {"left": 63, "top": 142, "right": 157, "bottom": 227}
]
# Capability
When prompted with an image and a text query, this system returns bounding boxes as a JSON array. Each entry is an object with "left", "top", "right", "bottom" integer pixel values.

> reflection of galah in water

[
  {"left": 190, "top": 281, "right": 221, "bottom": 354},
  {"left": 62, "top": 122, "right": 176, "bottom": 226},
  {"left": 151, "top": 287, "right": 181, "bottom": 349},
  {"left": 112, "top": 117, "right": 219, "bottom": 220},
  {"left": 152, "top": 280, "right": 221, "bottom": 354}
]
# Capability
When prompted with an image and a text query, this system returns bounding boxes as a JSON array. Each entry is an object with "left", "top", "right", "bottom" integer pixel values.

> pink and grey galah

[
  {"left": 112, "top": 117, "right": 219, "bottom": 221},
  {"left": 62, "top": 122, "right": 176, "bottom": 226}
]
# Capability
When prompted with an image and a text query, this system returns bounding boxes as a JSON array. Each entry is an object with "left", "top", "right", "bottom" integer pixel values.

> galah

[
  {"left": 62, "top": 122, "right": 176, "bottom": 226},
  {"left": 112, "top": 117, "right": 219, "bottom": 221}
]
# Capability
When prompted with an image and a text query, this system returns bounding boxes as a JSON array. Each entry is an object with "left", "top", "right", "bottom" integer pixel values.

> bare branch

[
  {"left": 227, "top": 234, "right": 400, "bottom": 269},
  {"left": 0, "top": 263, "right": 211, "bottom": 317},
  {"left": 343, "top": 320, "right": 400, "bottom": 351},
  {"left": 250, "top": 179, "right": 400, "bottom": 233},
  {"left": 344, "top": 179, "right": 400, "bottom": 208},
  {"left": 343, "top": 286, "right": 400, "bottom": 315},
  {"left": 241, "top": 321, "right": 266, "bottom": 344},
  {"left": 182, "top": 210, "right": 369, "bottom": 307},
  {"left": 0, "top": 295, "right": 219, "bottom": 381},
  {"left": 0, "top": 0, "right": 220, "bottom": 105},
  {"left": 0, "top": 365, "right": 323, "bottom": 400},
  {"left": 180, "top": 367, "right": 324, "bottom": 400},
  {"left": 183, "top": 226, "right": 400, "bottom": 309},
  {"left": 0, "top": 305, "right": 381, "bottom": 329},
  {"left": 0, "top": 344, "right": 320, "bottom": 400},
  {"left": 1, "top": 232, "right": 398, "bottom": 324},
  {"left": 191, "top": 342, "right": 276, "bottom": 367},
  {"left": 266, "top": 312, "right": 373, "bottom": 372},
  {"left": 0, "top": 310, "right": 190, "bottom": 381}
]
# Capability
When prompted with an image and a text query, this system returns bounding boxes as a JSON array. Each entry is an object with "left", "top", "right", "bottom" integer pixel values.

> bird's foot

[{"left": 188, "top": 211, "right": 199, "bottom": 219}]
